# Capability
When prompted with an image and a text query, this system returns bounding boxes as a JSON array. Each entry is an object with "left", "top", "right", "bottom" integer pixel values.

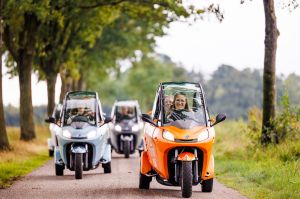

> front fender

[
  {"left": 177, "top": 152, "right": 196, "bottom": 161},
  {"left": 71, "top": 144, "right": 87, "bottom": 154},
  {"left": 140, "top": 151, "right": 152, "bottom": 175}
]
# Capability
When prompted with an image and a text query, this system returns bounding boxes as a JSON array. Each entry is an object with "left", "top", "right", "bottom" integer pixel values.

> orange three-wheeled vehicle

[{"left": 139, "top": 82, "right": 226, "bottom": 198}]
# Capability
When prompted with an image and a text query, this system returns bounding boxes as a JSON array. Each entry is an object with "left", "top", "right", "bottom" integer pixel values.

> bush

[{"left": 246, "top": 93, "right": 300, "bottom": 146}]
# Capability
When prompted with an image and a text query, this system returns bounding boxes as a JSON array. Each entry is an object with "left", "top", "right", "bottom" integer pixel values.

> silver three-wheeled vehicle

[
  {"left": 46, "top": 91, "right": 112, "bottom": 179},
  {"left": 109, "top": 100, "right": 144, "bottom": 158}
]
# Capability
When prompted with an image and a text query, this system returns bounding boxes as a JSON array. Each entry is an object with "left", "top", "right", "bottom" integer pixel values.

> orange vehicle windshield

[{"left": 162, "top": 83, "right": 207, "bottom": 129}]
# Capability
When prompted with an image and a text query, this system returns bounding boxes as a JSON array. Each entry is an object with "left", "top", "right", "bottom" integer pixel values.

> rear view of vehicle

[
  {"left": 109, "top": 101, "right": 144, "bottom": 158},
  {"left": 139, "top": 82, "right": 226, "bottom": 198},
  {"left": 46, "top": 91, "right": 112, "bottom": 179}
]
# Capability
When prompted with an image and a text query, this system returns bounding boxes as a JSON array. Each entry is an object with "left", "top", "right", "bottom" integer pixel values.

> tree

[
  {"left": 2, "top": 1, "right": 56, "bottom": 140},
  {"left": 36, "top": 5, "right": 119, "bottom": 115},
  {"left": 0, "top": 0, "right": 9, "bottom": 150},
  {"left": 36, "top": 0, "right": 208, "bottom": 115},
  {"left": 261, "top": 0, "right": 279, "bottom": 144}
]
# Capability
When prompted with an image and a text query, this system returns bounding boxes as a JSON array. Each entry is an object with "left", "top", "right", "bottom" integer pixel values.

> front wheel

[
  {"left": 102, "top": 162, "right": 111, "bottom": 173},
  {"left": 202, "top": 178, "right": 213, "bottom": 192},
  {"left": 181, "top": 161, "right": 193, "bottom": 198},
  {"left": 124, "top": 140, "right": 130, "bottom": 158},
  {"left": 74, "top": 153, "right": 83, "bottom": 179},
  {"left": 55, "top": 163, "right": 64, "bottom": 176},
  {"left": 139, "top": 173, "right": 152, "bottom": 189}
]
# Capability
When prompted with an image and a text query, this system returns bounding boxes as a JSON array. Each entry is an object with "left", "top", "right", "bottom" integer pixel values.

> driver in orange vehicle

[{"left": 168, "top": 92, "right": 190, "bottom": 121}]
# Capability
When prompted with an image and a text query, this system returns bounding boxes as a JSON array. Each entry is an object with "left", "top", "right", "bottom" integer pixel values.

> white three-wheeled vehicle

[{"left": 46, "top": 91, "right": 112, "bottom": 179}]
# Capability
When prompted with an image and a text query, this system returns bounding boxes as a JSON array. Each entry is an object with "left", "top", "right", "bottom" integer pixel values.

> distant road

[{"left": 0, "top": 153, "right": 247, "bottom": 199}]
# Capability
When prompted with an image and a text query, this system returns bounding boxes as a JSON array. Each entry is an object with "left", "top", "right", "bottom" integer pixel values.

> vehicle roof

[
  {"left": 66, "top": 91, "right": 98, "bottom": 100},
  {"left": 161, "top": 82, "right": 201, "bottom": 86},
  {"left": 114, "top": 100, "right": 139, "bottom": 107}
]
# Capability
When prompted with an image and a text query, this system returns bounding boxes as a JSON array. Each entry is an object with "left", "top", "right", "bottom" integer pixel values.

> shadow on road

[
  {"left": 27, "top": 172, "right": 107, "bottom": 181},
  {"left": 85, "top": 187, "right": 182, "bottom": 198}
]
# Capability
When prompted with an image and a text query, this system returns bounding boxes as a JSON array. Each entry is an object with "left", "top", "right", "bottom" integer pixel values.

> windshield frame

[
  {"left": 62, "top": 91, "right": 99, "bottom": 127},
  {"left": 158, "top": 82, "right": 209, "bottom": 128}
]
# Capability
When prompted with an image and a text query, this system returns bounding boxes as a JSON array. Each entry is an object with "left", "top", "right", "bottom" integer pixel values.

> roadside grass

[
  {"left": 214, "top": 121, "right": 300, "bottom": 199},
  {"left": 0, "top": 125, "right": 50, "bottom": 188}
]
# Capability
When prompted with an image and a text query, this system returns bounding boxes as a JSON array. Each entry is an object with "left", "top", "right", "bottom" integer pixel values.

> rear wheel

[
  {"left": 49, "top": 149, "right": 54, "bottom": 157},
  {"left": 124, "top": 140, "right": 130, "bottom": 158},
  {"left": 55, "top": 163, "right": 64, "bottom": 176},
  {"left": 102, "top": 162, "right": 111, "bottom": 173},
  {"left": 74, "top": 153, "right": 83, "bottom": 179},
  {"left": 202, "top": 178, "right": 213, "bottom": 192},
  {"left": 139, "top": 173, "right": 152, "bottom": 189},
  {"left": 181, "top": 161, "right": 193, "bottom": 198}
]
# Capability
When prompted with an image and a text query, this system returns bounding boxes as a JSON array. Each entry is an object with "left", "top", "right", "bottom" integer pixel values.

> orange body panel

[
  {"left": 140, "top": 151, "right": 152, "bottom": 174},
  {"left": 142, "top": 123, "right": 215, "bottom": 180}
]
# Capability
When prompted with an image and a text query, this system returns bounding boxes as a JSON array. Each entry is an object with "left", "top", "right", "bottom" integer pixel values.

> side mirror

[
  {"left": 141, "top": 114, "right": 157, "bottom": 127},
  {"left": 45, "top": 116, "right": 55, "bottom": 123},
  {"left": 104, "top": 116, "right": 112, "bottom": 124},
  {"left": 211, "top": 113, "right": 226, "bottom": 127}
]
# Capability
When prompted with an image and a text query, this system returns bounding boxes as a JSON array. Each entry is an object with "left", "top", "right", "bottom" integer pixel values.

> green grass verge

[
  {"left": 0, "top": 126, "right": 50, "bottom": 188},
  {"left": 0, "top": 151, "right": 49, "bottom": 188},
  {"left": 214, "top": 121, "right": 300, "bottom": 199}
]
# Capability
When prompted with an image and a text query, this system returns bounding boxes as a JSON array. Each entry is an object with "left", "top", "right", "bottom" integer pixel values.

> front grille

[{"left": 174, "top": 138, "right": 198, "bottom": 143}]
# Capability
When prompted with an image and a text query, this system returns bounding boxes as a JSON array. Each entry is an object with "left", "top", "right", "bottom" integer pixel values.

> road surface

[{"left": 0, "top": 153, "right": 247, "bottom": 199}]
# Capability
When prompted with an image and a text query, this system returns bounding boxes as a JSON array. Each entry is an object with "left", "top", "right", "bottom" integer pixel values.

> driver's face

[
  {"left": 78, "top": 107, "right": 85, "bottom": 114},
  {"left": 121, "top": 107, "right": 128, "bottom": 115},
  {"left": 174, "top": 95, "right": 186, "bottom": 110}
]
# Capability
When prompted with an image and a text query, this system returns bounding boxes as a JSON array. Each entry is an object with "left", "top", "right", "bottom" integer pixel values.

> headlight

[
  {"left": 198, "top": 130, "right": 209, "bottom": 142},
  {"left": 62, "top": 130, "right": 71, "bottom": 138},
  {"left": 163, "top": 131, "right": 175, "bottom": 141},
  {"left": 115, "top": 125, "right": 122, "bottom": 132},
  {"left": 132, "top": 124, "right": 139, "bottom": 132},
  {"left": 87, "top": 130, "right": 97, "bottom": 139}
]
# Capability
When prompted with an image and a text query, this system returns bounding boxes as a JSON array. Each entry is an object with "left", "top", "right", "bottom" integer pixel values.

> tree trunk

[
  {"left": 261, "top": 0, "right": 279, "bottom": 144},
  {"left": 18, "top": 13, "right": 39, "bottom": 141},
  {"left": 72, "top": 79, "right": 77, "bottom": 91},
  {"left": 77, "top": 74, "right": 86, "bottom": 91},
  {"left": 18, "top": 52, "right": 36, "bottom": 140},
  {"left": 0, "top": 3, "right": 10, "bottom": 150},
  {"left": 46, "top": 73, "right": 57, "bottom": 116},
  {"left": 59, "top": 70, "right": 72, "bottom": 103},
  {"left": 59, "top": 71, "right": 66, "bottom": 103},
  {"left": 65, "top": 71, "right": 73, "bottom": 93}
]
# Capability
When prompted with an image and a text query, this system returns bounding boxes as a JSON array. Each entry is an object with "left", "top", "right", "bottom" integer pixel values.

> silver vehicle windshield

[
  {"left": 115, "top": 105, "right": 137, "bottom": 123},
  {"left": 162, "top": 83, "right": 206, "bottom": 129},
  {"left": 63, "top": 93, "right": 97, "bottom": 127}
]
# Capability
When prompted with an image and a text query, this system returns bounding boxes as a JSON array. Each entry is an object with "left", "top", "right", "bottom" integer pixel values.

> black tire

[
  {"left": 102, "top": 162, "right": 111, "bottom": 173},
  {"left": 49, "top": 149, "right": 54, "bottom": 157},
  {"left": 202, "top": 178, "right": 213, "bottom": 192},
  {"left": 74, "top": 153, "right": 83, "bottom": 179},
  {"left": 124, "top": 140, "right": 130, "bottom": 158},
  {"left": 181, "top": 161, "right": 193, "bottom": 198},
  {"left": 55, "top": 163, "right": 64, "bottom": 176},
  {"left": 139, "top": 173, "right": 152, "bottom": 189}
]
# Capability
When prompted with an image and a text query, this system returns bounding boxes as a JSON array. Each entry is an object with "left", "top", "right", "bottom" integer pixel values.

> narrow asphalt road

[{"left": 0, "top": 153, "right": 247, "bottom": 199}]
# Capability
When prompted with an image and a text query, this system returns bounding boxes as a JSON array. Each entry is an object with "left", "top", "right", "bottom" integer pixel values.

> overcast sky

[
  {"left": 156, "top": 0, "right": 300, "bottom": 78},
  {"left": 3, "top": 0, "right": 300, "bottom": 106}
]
